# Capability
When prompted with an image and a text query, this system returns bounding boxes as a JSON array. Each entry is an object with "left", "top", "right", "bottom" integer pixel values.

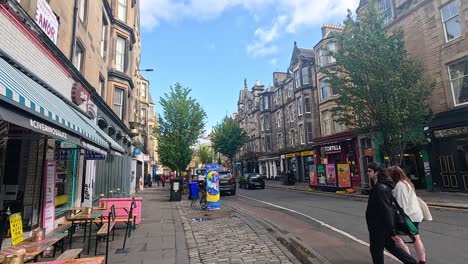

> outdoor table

[
  {"left": 34, "top": 256, "right": 105, "bottom": 264},
  {"left": 0, "top": 232, "right": 68, "bottom": 263},
  {"left": 66, "top": 210, "right": 105, "bottom": 255}
]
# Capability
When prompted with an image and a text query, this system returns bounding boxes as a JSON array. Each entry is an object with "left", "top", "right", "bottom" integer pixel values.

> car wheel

[
  {"left": 231, "top": 190, "right": 236, "bottom": 195},
  {"left": 261, "top": 185, "right": 265, "bottom": 189}
]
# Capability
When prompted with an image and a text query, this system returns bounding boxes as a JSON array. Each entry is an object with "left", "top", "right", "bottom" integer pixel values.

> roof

[
  {"left": 297, "top": 48, "right": 314, "bottom": 59},
  {"left": 358, "top": 0, "right": 368, "bottom": 10}
]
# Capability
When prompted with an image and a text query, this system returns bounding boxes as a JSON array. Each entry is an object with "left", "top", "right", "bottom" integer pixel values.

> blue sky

[{"left": 140, "top": 0, "right": 359, "bottom": 132}]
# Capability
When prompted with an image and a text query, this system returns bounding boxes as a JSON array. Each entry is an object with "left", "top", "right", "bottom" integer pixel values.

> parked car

[
  {"left": 238, "top": 173, "right": 265, "bottom": 189},
  {"left": 219, "top": 171, "right": 236, "bottom": 195}
]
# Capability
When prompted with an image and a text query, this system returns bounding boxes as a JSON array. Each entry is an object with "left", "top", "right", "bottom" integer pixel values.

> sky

[{"left": 139, "top": 0, "right": 360, "bottom": 132}]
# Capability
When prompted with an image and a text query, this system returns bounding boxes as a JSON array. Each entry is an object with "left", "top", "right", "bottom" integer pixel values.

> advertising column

[{"left": 205, "top": 164, "right": 220, "bottom": 210}]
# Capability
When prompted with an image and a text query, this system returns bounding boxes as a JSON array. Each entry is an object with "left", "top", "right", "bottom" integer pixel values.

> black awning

[{"left": 0, "top": 102, "right": 81, "bottom": 145}]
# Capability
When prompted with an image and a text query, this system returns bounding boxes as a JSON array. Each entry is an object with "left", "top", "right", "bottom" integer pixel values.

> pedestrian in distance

[
  {"left": 366, "top": 163, "right": 418, "bottom": 264},
  {"left": 387, "top": 166, "right": 427, "bottom": 264},
  {"left": 155, "top": 174, "right": 161, "bottom": 187},
  {"left": 161, "top": 174, "right": 166, "bottom": 188}
]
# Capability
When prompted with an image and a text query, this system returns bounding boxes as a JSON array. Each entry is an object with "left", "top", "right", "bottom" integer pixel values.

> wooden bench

[
  {"left": 56, "top": 248, "right": 83, "bottom": 260},
  {"left": 48, "top": 224, "right": 72, "bottom": 257},
  {"left": 94, "top": 205, "right": 115, "bottom": 264}
]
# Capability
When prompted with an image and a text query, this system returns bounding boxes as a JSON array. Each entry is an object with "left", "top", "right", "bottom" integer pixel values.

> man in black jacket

[{"left": 366, "top": 163, "right": 417, "bottom": 264}]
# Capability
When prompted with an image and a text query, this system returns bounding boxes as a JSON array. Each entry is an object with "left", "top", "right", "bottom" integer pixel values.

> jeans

[{"left": 370, "top": 232, "right": 418, "bottom": 264}]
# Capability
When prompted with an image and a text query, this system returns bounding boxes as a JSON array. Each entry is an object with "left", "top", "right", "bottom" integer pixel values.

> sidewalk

[
  {"left": 110, "top": 186, "right": 296, "bottom": 264},
  {"left": 265, "top": 180, "right": 468, "bottom": 209}
]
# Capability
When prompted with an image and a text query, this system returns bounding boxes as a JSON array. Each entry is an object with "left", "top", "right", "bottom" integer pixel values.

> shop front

[
  {"left": 430, "top": 107, "right": 468, "bottom": 192},
  {"left": 0, "top": 66, "right": 110, "bottom": 231},
  {"left": 259, "top": 157, "right": 280, "bottom": 179},
  {"left": 311, "top": 134, "right": 361, "bottom": 191}
]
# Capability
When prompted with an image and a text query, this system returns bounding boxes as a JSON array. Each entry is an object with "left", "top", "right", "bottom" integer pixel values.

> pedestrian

[
  {"left": 387, "top": 166, "right": 426, "bottom": 264},
  {"left": 146, "top": 174, "right": 153, "bottom": 188},
  {"left": 161, "top": 174, "right": 166, "bottom": 188},
  {"left": 155, "top": 174, "right": 161, "bottom": 187},
  {"left": 366, "top": 163, "right": 418, "bottom": 264}
]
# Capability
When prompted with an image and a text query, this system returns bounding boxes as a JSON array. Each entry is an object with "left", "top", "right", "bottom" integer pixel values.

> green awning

[{"left": 0, "top": 57, "right": 110, "bottom": 153}]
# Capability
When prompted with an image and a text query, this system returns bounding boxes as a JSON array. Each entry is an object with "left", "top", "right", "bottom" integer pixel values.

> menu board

[{"left": 43, "top": 160, "right": 56, "bottom": 233}]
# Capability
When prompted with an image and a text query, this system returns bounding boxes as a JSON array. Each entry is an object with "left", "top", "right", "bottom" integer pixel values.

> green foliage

[
  {"left": 217, "top": 157, "right": 222, "bottom": 165},
  {"left": 197, "top": 145, "right": 211, "bottom": 165},
  {"left": 211, "top": 117, "right": 247, "bottom": 166},
  {"left": 323, "top": 3, "right": 433, "bottom": 165},
  {"left": 155, "top": 83, "right": 206, "bottom": 172}
]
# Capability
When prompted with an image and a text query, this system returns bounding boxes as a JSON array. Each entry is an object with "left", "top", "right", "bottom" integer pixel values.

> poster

[
  {"left": 9, "top": 213, "right": 23, "bottom": 245},
  {"left": 317, "top": 165, "right": 327, "bottom": 186},
  {"left": 309, "top": 165, "right": 318, "bottom": 186},
  {"left": 337, "top": 164, "right": 351, "bottom": 188},
  {"left": 205, "top": 164, "right": 220, "bottom": 210},
  {"left": 326, "top": 164, "right": 337, "bottom": 187},
  {"left": 43, "top": 160, "right": 56, "bottom": 234}
]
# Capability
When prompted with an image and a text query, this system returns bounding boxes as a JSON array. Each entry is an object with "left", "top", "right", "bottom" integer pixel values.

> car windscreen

[
  {"left": 219, "top": 173, "right": 232, "bottom": 179},
  {"left": 249, "top": 174, "right": 262, "bottom": 179}
]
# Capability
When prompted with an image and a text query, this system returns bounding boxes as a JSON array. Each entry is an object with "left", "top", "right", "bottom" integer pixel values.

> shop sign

[
  {"left": 60, "top": 142, "right": 76, "bottom": 149},
  {"left": 143, "top": 155, "right": 150, "bottom": 161},
  {"left": 337, "top": 163, "right": 351, "bottom": 188},
  {"left": 324, "top": 145, "right": 341, "bottom": 153},
  {"left": 434, "top": 126, "right": 468, "bottom": 138},
  {"left": 285, "top": 153, "right": 295, "bottom": 158},
  {"left": 301, "top": 150, "right": 315, "bottom": 156},
  {"left": 9, "top": 213, "right": 24, "bottom": 245},
  {"left": 30, "top": 119, "right": 67, "bottom": 139},
  {"left": 35, "top": 0, "right": 59, "bottom": 44},
  {"left": 133, "top": 148, "right": 141, "bottom": 155},
  {"left": 71, "top": 82, "right": 89, "bottom": 106},
  {"left": 364, "top": 148, "right": 374, "bottom": 157},
  {"left": 85, "top": 150, "right": 106, "bottom": 160},
  {"left": 42, "top": 161, "right": 56, "bottom": 234},
  {"left": 326, "top": 164, "right": 337, "bottom": 187}
]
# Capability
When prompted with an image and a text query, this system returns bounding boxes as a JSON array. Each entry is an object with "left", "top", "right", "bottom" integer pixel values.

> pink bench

[{"left": 98, "top": 197, "right": 142, "bottom": 224}]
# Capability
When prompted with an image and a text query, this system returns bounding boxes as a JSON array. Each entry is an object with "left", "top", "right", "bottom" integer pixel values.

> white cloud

[
  {"left": 140, "top": 0, "right": 360, "bottom": 55},
  {"left": 140, "top": 0, "right": 358, "bottom": 30},
  {"left": 246, "top": 15, "right": 286, "bottom": 57}
]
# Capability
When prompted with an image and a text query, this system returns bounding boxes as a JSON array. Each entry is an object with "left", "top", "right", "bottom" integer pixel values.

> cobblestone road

[{"left": 179, "top": 201, "right": 293, "bottom": 264}]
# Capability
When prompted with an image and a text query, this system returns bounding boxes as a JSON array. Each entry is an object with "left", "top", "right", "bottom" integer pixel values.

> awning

[
  {"left": 73, "top": 108, "right": 126, "bottom": 154},
  {"left": 0, "top": 58, "right": 108, "bottom": 154}
]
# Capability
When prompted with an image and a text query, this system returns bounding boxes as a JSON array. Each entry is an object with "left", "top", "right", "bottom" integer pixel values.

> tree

[
  {"left": 155, "top": 83, "right": 206, "bottom": 173},
  {"left": 211, "top": 117, "right": 247, "bottom": 170},
  {"left": 197, "top": 145, "right": 212, "bottom": 166},
  {"left": 323, "top": 3, "right": 433, "bottom": 166}
]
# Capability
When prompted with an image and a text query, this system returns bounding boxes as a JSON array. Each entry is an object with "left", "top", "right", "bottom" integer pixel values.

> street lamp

[{"left": 138, "top": 68, "right": 154, "bottom": 72}]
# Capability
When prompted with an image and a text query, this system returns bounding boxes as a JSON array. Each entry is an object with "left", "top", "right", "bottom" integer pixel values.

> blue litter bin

[{"left": 188, "top": 182, "right": 199, "bottom": 200}]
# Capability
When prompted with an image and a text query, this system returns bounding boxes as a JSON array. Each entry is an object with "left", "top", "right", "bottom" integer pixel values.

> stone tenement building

[
  {"left": 236, "top": 42, "right": 321, "bottom": 182},
  {"left": 357, "top": 0, "right": 468, "bottom": 193},
  {"left": 0, "top": 0, "right": 157, "bottom": 232}
]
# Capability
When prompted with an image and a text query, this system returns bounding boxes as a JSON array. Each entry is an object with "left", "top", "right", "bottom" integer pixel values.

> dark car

[
  {"left": 219, "top": 171, "right": 236, "bottom": 195},
  {"left": 238, "top": 173, "right": 265, "bottom": 189}
]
